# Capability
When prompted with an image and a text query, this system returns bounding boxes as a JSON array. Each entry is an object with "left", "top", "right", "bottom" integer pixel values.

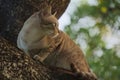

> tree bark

[{"left": 0, "top": 36, "right": 78, "bottom": 80}]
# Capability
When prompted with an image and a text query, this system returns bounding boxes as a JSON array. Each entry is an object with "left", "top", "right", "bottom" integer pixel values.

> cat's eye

[
  {"left": 52, "top": 23, "right": 56, "bottom": 27},
  {"left": 46, "top": 23, "right": 56, "bottom": 27}
]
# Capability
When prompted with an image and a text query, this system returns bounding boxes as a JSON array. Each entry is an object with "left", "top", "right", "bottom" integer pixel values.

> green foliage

[{"left": 64, "top": 0, "right": 120, "bottom": 80}]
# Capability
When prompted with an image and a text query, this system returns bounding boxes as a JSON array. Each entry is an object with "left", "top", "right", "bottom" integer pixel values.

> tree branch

[{"left": 0, "top": 36, "right": 79, "bottom": 80}]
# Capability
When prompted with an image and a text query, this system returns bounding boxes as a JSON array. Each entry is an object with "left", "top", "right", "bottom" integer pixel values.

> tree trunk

[{"left": 0, "top": 0, "right": 70, "bottom": 44}]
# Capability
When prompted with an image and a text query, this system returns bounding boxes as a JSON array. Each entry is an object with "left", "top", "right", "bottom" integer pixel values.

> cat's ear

[
  {"left": 40, "top": 5, "right": 52, "bottom": 17},
  {"left": 53, "top": 11, "right": 57, "bottom": 16}
]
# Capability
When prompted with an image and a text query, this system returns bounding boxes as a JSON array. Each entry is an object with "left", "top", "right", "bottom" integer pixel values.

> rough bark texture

[{"left": 0, "top": 36, "right": 78, "bottom": 80}]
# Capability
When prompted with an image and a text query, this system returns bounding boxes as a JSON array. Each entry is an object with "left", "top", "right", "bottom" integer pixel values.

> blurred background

[{"left": 59, "top": 0, "right": 120, "bottom": 80}]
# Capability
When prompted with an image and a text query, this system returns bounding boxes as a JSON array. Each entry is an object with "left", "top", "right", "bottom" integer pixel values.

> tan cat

[{"left": 17, "top": 5, "right": 97, "bottom": 80}]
